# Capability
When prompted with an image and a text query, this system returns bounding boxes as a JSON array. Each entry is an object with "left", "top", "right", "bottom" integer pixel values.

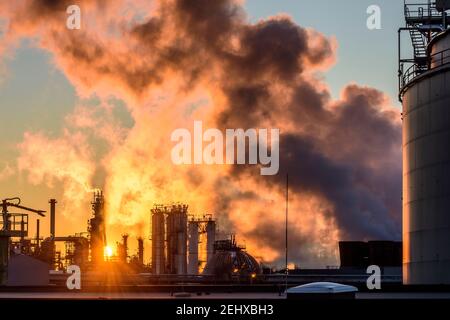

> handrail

[
  {"left": 400, "top": 47, "right": 450, "bottom": 93},
  {"left": 404, "top": 1, "right": 442, "bottom": 20}
]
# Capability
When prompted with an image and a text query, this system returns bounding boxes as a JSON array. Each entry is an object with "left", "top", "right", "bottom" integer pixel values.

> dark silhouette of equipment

[
  {"left": 0, "top": 198, "right": 45, "bottom": 285},
  {"left": 88, "top": 191, "right": 107, "bottom": 266}
]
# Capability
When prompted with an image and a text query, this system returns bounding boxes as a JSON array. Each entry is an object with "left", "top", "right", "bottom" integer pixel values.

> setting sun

[{"left": 104, "top": 246, "right": 114, "bottom": 259}]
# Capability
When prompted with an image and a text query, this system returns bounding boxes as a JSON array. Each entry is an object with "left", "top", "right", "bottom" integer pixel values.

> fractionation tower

[
  {"left": 151, "top": 205, "right": 165, "bottom": 275},
  {"left": 151, "top": 205, "right": 216, "bottom": 275},
  {"left": 187, "top": 219, "right": 199, "bottom": 275},
  {"left": 188, "top": 214, "right": 216, "bottom": 275},
  {"left": 399, "top": 0, "right": 450, "bottom": 284},
  {"left": 88, "top": 190, "right": 107, "bottom": 266},
  {"left": 166, "top": 204, "right": 188, "bottom": 275}
]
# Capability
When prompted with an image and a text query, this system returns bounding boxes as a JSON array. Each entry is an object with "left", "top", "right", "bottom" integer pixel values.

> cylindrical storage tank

[
  {"left": 167, "top": 205, "right": 188, "bottom": 274},
  {"left": 176, "top": 232, "right": 187, "bottom": 275},
  {"left": 206, "top": 220, "right": 216, "bottom": 265},
  {"left": 188, "top": 221, "right": 199, "bottom": 275},
  {"left": 430, "top": 31, "right": 450, "bottom": 68},
  {"left": 177, "top": 206, "right": 188, "bottom": 275},
  {"left": 151, "top": 208, "right": 165, "bottom": 274},
  {"left": 402, "top": 30, "right": 450, "bottom": 284}
]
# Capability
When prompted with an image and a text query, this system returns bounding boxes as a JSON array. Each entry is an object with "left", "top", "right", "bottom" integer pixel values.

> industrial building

[
  {"left": 203, "top": 235, "right": 262, "bottom": 280},
  {"left": 339, "top": 241, "right": 402, "bottom": 269},
  {"left": 0, "top": 197, "right": 46, "bottom": 285},
  {"left": 0, "top": 191, "right": 149, "bottom": 286},
  {"left": 0, "top": 188, "right": 407, "bottom": 288},
  {"left": 1, "top": 189, "right": 264, "bottom": 287},
  {"left": 399, "top": 0, "right": 450, "bottom": 284},
  {"left": 150, "top": 204, "right": 219, "bottom": 275}
]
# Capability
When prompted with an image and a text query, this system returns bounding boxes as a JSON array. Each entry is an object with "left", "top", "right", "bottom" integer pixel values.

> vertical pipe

[
  {"left": 285, "top": 174, "right": 289, "bottom": 293},
  {"left": 36, "top": 219, "right": 40, "bottom": 249},
  {"left": 177, "top": 232, "right": 183, "bottom": 274},
  {"left": 137, "top": 237, "right": 144, "bottom": 265},
  {"left": 20, "top": 219, "right": 25, "bottom": 242},
  {"left": 206, "top": 219, "right": 216, "bottom": 265},
  {"left": 181, "top": 206, "right": 187, "bottom": 274},
  {"left": 398, "top": 28, "right": 401, "bottom": 98},
  {"left": 49, "top": 199, "right": 57, "bottom": 238}
]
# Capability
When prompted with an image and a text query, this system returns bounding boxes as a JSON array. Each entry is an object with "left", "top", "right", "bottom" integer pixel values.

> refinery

[
  {"left": 0, "top": 191, "right": 269, "bottom": 287},
  {"left": 0, "top": 190, "right": 405, "bottom": 291},
  {"left": 2, "top": 0, "right": 450, "bottom": 305}
]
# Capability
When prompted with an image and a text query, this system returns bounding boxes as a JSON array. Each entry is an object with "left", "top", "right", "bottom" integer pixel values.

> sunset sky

[{"left": 0, "top": 0, "right": 405, "bottom": 268}]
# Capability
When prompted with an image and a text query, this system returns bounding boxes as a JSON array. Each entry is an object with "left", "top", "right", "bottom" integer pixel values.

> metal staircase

[
  {"left": 399, "top": 1, "right": 450, "bottom": 100},
  {"left": 409, "top": 29, "right": 429, "bottom": 70}
]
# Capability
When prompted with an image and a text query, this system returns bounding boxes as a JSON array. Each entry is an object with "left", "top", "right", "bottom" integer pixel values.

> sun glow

[{"left": 104, "top": 246, "right": 114, "bottom": 259}]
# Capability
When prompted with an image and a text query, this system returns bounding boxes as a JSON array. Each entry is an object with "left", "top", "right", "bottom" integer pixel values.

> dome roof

[{"left": 203, "top": 249, "right": 261, "bottom": 278}]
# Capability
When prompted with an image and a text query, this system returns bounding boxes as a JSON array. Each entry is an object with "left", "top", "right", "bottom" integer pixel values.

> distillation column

[
  {"left": 151, "top": 206, "right": 165, "bottom": 274},
  {"left": 206, "top": 219, "right": 216, "bottom": 265},
  {"left": 188, "top": 220, "right": 199, "bottom": 275}
]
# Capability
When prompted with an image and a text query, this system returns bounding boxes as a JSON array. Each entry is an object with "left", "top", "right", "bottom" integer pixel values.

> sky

[
  {"left": 245, "top": 0, "right": 405, "bottom": 102},
  {"left": 0, "top": 1, "right": 406, "bottom": 268}
]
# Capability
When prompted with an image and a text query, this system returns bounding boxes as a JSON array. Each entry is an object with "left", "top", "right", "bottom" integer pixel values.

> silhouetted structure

[
  {"left": 400, "top": 1, "right": 450, "bottom": 284},
  {"left": 339, "top": 241, "right": 402, "bottom": 268},
  {"left": 203, "top": 235, "right": 261, "bottom": 280},
  {"left": 88, "top": 191, "right": 106, "bottom": 266}
]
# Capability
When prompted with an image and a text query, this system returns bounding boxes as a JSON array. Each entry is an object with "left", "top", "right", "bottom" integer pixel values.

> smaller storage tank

[{"left": 203, "top": 236, "right": 261, "bottom": 280}]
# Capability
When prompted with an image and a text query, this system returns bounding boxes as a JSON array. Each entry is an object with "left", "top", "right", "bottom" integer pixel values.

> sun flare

[{"left": 104, "top": 246, "right": 114, "bottom": 259}]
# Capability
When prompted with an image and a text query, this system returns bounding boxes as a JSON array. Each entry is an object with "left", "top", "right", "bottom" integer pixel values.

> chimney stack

[
  {"left": 49, "top": 199, "right": 57, "bottom": 238},
  {"left": 138, "top": 237, "right": 144, "bottom": 265},
  {"left": 36, "top": 219, "right": 40, "bottom": 248}
]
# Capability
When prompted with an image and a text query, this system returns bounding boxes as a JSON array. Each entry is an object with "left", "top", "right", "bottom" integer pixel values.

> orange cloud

[{"left": 2, "top": 0, "right": 401, "bottom": 267}]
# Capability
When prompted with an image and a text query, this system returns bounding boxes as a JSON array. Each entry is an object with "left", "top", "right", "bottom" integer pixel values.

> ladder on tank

[
  {"left": 398, "top": 1, "right": 450, "bottom": 100},
  {"left": 409, "top": 29, "right": 429, "bottom": 71}
]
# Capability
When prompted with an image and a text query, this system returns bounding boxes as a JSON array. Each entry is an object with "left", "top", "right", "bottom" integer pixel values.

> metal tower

[{"left": 399, "top": 1, "right": 450, "bottom": 99}]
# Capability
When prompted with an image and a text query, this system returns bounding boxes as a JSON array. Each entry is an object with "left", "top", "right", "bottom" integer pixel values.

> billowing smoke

[{"left": 0, "top": 0, "right": 401, "bottom": 267}]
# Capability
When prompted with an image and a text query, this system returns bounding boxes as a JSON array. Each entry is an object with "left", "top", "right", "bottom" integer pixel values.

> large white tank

[{"left": 402, "top": 29, "right": 450, "bottom": 284}]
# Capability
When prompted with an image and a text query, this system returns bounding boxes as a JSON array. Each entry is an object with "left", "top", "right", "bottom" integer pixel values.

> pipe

[
  {"left": 138, "top": 238, "right": 144, "bottom": 265},
  {"left": 49, "top": 199, "right": 57, "bottom": 238},
  {"left": 36, "top": 219, "right": 40, "bottom": 249}
]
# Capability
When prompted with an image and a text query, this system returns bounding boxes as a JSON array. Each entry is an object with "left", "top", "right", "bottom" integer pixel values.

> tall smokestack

[
  {"left": 206, "top": 219, "right": 216, "bottom": 265},
  {"left": 89, "top": 191, "right": 106, "bottom": 265},
  {"left": 36, "top": 219, "right": 40, "bottom": 249},
  {"left": 120, "top": 234, "right": 129, "bottom": 263},
  {"left": 49, "top": 199, "right": 57, "bottom": 238},
  {"left": 137, "top": 237, "right": 144, "bottom": 265}
]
